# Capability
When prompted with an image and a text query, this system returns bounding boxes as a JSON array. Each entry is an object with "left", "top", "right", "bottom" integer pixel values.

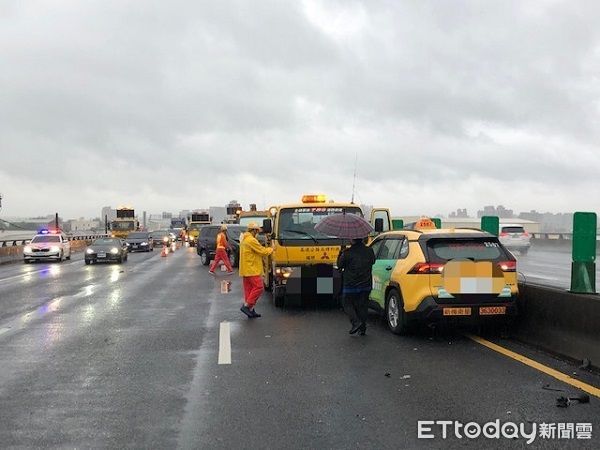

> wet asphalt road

[
  {"left": 0, "top": 246, "right": 599, "bottom": 449},
  {"left": 515, "top": 247, "right": 600, "bottom": 291}
]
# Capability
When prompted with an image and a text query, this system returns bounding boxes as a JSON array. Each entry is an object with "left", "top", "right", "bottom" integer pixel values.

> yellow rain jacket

[{"left": 239, "top": 232, "right": 273, "bottom": 277}]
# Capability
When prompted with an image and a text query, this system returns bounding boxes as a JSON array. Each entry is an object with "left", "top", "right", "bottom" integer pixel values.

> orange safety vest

[{"left": 216, "top": 231, "right": 228, "bottom": 249}]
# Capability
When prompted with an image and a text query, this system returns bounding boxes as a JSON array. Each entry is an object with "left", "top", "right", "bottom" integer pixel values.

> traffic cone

[{"left": 161, "top": 245, "right": 168, "bottom": 257}]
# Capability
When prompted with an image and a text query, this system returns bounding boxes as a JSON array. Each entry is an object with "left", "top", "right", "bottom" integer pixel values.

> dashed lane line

[
  {"left": 218, "top": 321, "right": 232, "bottom": 365},
  {"left": 466, "top": 334, "right": 600, "bottom": 399}
]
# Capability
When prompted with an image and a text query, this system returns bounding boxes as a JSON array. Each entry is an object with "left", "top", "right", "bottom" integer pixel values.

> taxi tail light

[
  {"left": 498, "top": 260, "right": 517, "bottom": 272},
  {"left": 522, "top": 231, "right": 529, "bottom": 237},
  {"left": 499, "top": 232, "right": 508, "bottom": 237},
  {"left": 408, "top": 262, "right": 445, "bottom": 274}
]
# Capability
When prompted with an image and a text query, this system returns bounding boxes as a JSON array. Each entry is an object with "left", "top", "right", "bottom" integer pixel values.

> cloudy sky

[{"left": 2, "top": 0, "right": 600, "bottom": 219}]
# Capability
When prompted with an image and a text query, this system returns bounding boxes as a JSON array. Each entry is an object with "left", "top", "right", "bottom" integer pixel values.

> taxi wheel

[{"left": 386, "top": 289, "right": 411, "bottom": 335}]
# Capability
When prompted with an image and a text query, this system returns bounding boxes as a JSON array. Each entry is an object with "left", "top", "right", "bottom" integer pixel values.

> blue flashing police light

[{"left": 39, "top": 229, "right": 50, "bottom": 234}]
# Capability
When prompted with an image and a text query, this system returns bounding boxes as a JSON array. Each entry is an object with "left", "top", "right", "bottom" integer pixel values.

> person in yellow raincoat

[{"left": 239, "top": 222, "right": 273, "bottom": 318}]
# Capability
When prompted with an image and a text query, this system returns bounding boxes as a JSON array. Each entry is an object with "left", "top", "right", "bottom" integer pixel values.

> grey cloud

[{"left": 1, "top": 0, "right": 600, "bottom": 218}]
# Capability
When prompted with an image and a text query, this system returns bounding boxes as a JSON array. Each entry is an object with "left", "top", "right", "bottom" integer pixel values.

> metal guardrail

[
  {"left": 531, "top": 233, "right": 573, "bottom": 240},
  {"left": 0, "top": 233, "right": 109, "bottom": 247}
]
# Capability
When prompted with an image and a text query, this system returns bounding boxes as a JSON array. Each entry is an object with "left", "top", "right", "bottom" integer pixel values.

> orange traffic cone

[{"left": 161, "top": 245, "right": 168, "bottom": 257}]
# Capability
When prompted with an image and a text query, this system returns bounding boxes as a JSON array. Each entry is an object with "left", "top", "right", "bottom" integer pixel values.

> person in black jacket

[{"left": 337, "top": 237, "right": 376, "bottom": 335}]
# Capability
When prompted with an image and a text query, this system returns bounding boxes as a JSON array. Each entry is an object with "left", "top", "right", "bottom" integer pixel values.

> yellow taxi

[{"left": 368, "top": 218, "right": 518, "bottom": 334}]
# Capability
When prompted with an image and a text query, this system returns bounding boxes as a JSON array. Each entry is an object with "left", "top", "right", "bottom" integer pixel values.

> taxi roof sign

[
  {"left": 301, "top": 194, "right": 327, "bottom": 203},
  {"left": 414, "top": 218, "right": 437, "bottom": 230}
]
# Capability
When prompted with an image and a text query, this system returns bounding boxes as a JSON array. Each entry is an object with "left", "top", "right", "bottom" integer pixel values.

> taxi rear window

[{"left": 426, "top": 238, "right": 508, "bottom": 262}]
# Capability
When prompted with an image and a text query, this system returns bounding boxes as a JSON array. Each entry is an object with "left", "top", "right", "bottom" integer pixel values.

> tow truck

[
  {"left": 238, "top": 209, "right": 270, "bottom": 227},
  {"left": 261, "top": 194, "right": 393, "bottom": 307},
  {"left": 110, "top": 207, "right": 139, "bottom": 239},
  {"left": 187, "top": 211, "right": 211, "bottom": 247},
  {"left": 170, "top": 217, "right": 187, "bottom": 241}
]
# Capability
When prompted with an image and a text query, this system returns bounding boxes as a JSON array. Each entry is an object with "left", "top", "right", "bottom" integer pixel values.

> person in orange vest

[
  {"left": 239, "top": 222, "right": 273, "bottom": 318},
  {"left": 209, "top": 224, "right": 234, "bottom": 275}
]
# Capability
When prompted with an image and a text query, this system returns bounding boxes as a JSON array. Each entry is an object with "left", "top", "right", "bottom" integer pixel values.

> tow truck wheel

[
  {"left": 386, "top": 289, "right": 411, "bottom": 335},
  {"left": 264, "top": 273, "right": 273, "bottom": 292},
  {"left": 274, "top": 292, "right": 285, "bottom": 308},
  {"left": 85, "top": 259, "right": 90, "bottom": 265}
]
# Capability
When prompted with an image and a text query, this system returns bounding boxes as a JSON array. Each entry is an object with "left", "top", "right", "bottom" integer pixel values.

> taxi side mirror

[
  {"left": 374, "top": 218, "right": 384, "bottom": 233},
  {"left": 262, "top": 219, "right": 272, "bottom": 234}
]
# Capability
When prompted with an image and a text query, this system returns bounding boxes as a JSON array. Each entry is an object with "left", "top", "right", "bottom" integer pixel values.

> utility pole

[{"left": 0, "top": 193, "right": 3, "bottom": 212}]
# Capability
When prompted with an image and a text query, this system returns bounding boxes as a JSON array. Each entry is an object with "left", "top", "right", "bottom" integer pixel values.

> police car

[{"left": 23, "top": 229, "right": 72, "bottom": 263}]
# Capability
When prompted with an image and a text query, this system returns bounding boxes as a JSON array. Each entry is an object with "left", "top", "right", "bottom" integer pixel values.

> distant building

[
  {"left": 209, "top": 207, "right": 226, "bottom": 224},
  {"left": 101, "top": 206, "right": 116, "bottom": 222},
  {"left": 162, "top": 212, "right": 173, "bottom": 219},
  {"left": 179, "top": 210, "right": 190, "bottom": 219},
  {"left": 519, "top": 210, "right": 574, "bottom": 233},
  {"left": 395, "top": 216, "right": 541, "bottom": 233},
  {"left": 449, "top": 208, "right": 469, "bottom": 218},
  {"left": 477, "top": 205, "right": 514, "bottom": 218},
  {"left": 67, "top": 219, "right": 101, "bottom": 232}
]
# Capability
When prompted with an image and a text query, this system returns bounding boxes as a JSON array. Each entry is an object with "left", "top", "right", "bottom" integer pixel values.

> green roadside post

[
  {"left": 392, "top": 219, "right": 404, "bottom": 230},
  {"left": 432, "top": 218, "right": 441, "bottom": 229},
  {"left": 570, "top": 212, "right": 597, "bottom": 294},
  {"left": 481, "top": 216, "right": 499, "bottom": 236}
]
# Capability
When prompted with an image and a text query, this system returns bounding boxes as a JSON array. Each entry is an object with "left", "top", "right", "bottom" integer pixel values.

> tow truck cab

[{"left": 261, "top": 195, "right": 392, "bottom": 307}]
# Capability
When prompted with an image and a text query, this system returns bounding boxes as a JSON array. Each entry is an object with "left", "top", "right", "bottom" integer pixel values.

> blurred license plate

[
  {"left": 97, "top": 253, "right": 106, "bottom": 258},
  {"left": 443, "top": 307, "right": 471, "bottom": 316},
  {"left": 480, "top": 306, "right": 506, "bottom": 315}
]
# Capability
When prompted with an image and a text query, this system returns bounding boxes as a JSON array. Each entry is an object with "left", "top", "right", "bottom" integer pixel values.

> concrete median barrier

[{"left": 516, "top": 282, "right": 600, "bottom": 370}]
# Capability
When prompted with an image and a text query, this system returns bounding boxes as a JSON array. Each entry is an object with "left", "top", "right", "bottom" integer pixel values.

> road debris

[
  {"left": 580, "top": 358, "right": 592, "bottom": 370},
  {"left": 556, "top": 394, "right": 590, "bottom": 408},
  {"left": 541, "top": 384, "right": 565, "bottom": 392}
]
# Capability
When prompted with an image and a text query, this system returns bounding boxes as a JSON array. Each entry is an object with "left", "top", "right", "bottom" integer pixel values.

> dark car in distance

[
  {"left": 149, "top": 230, "right": 175, "bottom": 247},
  {"left": 197, "top": 225, "right": 245, "bottom": 268},
  {"left": 85, "top": 238, "right": 128, "bottom": 264},
  {"left": 125, "top": 231, "right": 154, "bottom": 252}
]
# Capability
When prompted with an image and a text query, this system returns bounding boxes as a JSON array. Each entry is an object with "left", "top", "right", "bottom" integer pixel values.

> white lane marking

[
  {"left": 218, "top": 321, "right": 232, "bottom": 365},
  {"left": 0, "top": 328, "right": 11, "bottom": 336}
]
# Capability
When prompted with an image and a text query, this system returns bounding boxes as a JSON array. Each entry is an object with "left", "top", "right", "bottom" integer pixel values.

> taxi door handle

[{"left": 385, "top": 266, "right": 393, "bottom": 271}]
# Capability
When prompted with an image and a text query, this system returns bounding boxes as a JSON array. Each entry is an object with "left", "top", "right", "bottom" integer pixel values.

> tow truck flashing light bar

[{"left": 301, "top": 194, "right": 327, "bottom": 203}]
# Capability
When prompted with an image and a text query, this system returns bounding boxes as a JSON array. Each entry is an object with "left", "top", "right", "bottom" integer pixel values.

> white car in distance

[{"left": 499, "top": 224, "right": 531, "bottom": 255}]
